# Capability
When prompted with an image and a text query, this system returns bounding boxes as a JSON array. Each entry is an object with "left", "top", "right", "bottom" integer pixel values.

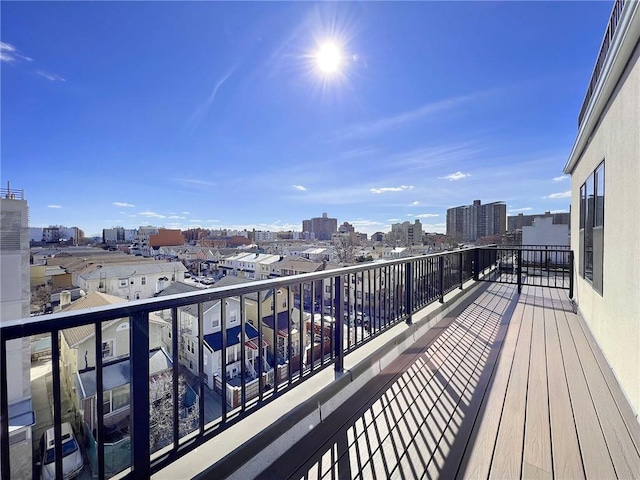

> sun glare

[{"left": 315, "top": 43, "right": 342, "bottom": 74}]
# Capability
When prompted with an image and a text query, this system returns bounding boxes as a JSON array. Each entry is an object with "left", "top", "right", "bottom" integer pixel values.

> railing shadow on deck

[{"left": 257, "top": 283, "right": 521, "bottom": 479}]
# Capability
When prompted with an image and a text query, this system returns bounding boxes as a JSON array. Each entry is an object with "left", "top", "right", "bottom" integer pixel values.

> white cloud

[
  {"left": 47, "top": 204, "right": 62, "bottom": 209},
  {"left": 414, "top": 213, "right": 440, "bottom": 218},
  {"left": 553, "top": 175, "right": 570, "bottom": 182},
  {"left": 387, "top": 218, "right": 400, "bottom": 222},
  {"left": 411, "top": 201, "right": 421, "bottom": 206},
  {"left": 167, "top": 215, "right": 186, "bottom": 219},
  {"left": 544, "top": 191, "right": 571, "bottom": 199},
  {"left": 508, "top": 207, "right": 533, "bottom": 213},
  {"left": 370, "top": 185, "right": 414, "bottom": 194},
  {"left": 175, "top": 178, "right": 216, "bottom": 188},
  {"left": 293, "top": 185, "right": 307, "bottom": 191},
  {"left": 0, "top": 42, "right": 32, "bottom": 63},
  {"left": 36, "top": 70, "right": 66, "bottom": 82},
  {"left": 138, "top": 211, "right": 166, "bottom": 219},
  {"left": 182, "top": 212, "right": 190, "bottom": 215},
  {"left": 439, "top": 171, "right": 470, "bottom": 181},
  {"left": 113, "top": 202, "right": 135, "bottom": 208}
]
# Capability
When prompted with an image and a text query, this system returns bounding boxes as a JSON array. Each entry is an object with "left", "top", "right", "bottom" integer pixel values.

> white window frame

[{"left": 102, "top": 339, "right": 115, "bottom": 360}]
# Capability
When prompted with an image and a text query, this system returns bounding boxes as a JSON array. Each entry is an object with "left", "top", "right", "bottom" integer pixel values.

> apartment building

[
  {"left": 302, "top": 213, "right": 338, "bottom": 241},
  {"left": 564, "top": 0, "right": 640, "bottom": 414},
  {"left": 446, "top": 200, "right": 507, "bottom": 242}
]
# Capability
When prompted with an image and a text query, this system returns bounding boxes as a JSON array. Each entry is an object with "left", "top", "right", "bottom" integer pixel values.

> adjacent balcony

[{"left": 2, "top": 246, "right": 638, "bottom": 479}]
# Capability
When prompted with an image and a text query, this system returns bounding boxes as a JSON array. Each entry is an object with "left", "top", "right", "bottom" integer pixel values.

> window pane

[
  {"left": 580, "top": 183, "right": 586, "bottom": 229},
  {"left": 585, "top": 173, "right": 594, "bottom": 281},
  {"left": 595, "top": 163, "right": 605, "bottom": 227},
  {"left": 112, "top": 385, "right": 130, "bottom": 411}
]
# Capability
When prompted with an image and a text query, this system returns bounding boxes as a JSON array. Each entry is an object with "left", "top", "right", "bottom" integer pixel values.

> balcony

[{"left": 2, "top": 247, "right": 638, "bottom": 479}]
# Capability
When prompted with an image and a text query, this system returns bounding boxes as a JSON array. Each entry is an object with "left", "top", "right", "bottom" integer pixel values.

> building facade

[
  {"left": 0, "top": 189, "right": 33, "bottom": 477},
  {"left": 302, "top": 213, "right": 338, "bottom": 241},
  {"left": 446, "top": 200, "right": 506, "bottom": 242},
  {"left": 563, "top": 0, "right": 639, "bottom": 415}
]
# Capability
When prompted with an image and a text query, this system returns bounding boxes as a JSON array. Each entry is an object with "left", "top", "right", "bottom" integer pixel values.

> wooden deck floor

[{"left": 261, "top": 283, "right": 640, "bottom": 479}]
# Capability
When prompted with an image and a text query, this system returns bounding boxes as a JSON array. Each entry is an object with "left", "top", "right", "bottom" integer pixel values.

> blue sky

[{"left": 2, "top": 1, "right": 612, "bottom": 237}]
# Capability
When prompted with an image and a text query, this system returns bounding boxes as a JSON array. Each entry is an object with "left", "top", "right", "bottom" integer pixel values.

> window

[
  {"left": 103, "top": 391, "right": 111, "bottom": 415},
  {"left": 141, "top": 277, "right": 146, "bottom": 285},
  {"left": 119, "top": 278, "right": 127, "bottom": 287},
  {"left": 579, "top": 161, "right": 604, "bottom": 293},
  {"left": 212, "top": 315, "right": 220, "bottom": 329},
  {"left": 171, "top": 274, "right": 175, "bottom": 281},
  {"left": 229, "top": 312, "right": 237, "bottom": 323},
  {"left": 325, "top": 286, "right": 331, "bottom": 293},
  {"left": 102, "top": 340, "right": 114, "bottom": 360},
  {"left": 111, "top": 385, "right": 130, "bottom": 411}
]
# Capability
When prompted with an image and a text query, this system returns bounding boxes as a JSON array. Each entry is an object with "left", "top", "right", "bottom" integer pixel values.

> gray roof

[
  {"left": 156, "top": 281, "right": 202, "bottom": 297},
  {"left": 77, "top": 348, "right": 172, "bottom": 398},
  {"left": 78, "top": 261, "right": 187, "bottom": 280}
]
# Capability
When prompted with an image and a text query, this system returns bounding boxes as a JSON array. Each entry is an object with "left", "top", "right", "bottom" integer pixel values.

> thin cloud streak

[
  {"left": 338, "top": 92, "right": 485, "bottom": 139},
  {"left": 47, "top": 205, "right": 62, "bottom": 209},
  {"left": 113, "top": 202, "right": 135, "bottom": 208},
  {"left": 188, "top": 63, "right": 238, "bottom": 132},
  {"left": 544, "top": 191, "right": 571, "bottom": 199},
  {"left": 37, "top": 70, "right": 66, "bottom": 82},
  {"left": 553, "top": 175, "right": 570, "bottom": 182},
  {"left": 370, "top": 185, "right": 414, "bottom": 194},
  {"left": 293, "top": 185, "right": 307, "bottom": 191},
  {"left": 440, "top": 171, "right": 470, "bottom": 181},
  {"left": 0, "top": 41, "right": 33, "bottom": 63}
]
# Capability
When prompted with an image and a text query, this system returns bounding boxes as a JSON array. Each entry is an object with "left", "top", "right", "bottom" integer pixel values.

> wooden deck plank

[
  {"left": 553, "top": 289, "right": 617, "bottom": 479},
  {"left": 456, "top": 286, "right": 527, "bottom": 479},
  {"left": 488, "top": 285, "right": 536, "bottom": 479},
  {"left": 568, "top": 291, "right": 640, "bottom": 456},
  {"left": 550, "top": 288, "right": 640, "bottom": 479},
  {"left": 539, "top": 286, "right": 584, "bottom": 479},
  {"left": 424, "top": 284, "right": 516, "bottom": 480},
  {"left": 522, "top": 286, "right": 553, "bottom": 479}
]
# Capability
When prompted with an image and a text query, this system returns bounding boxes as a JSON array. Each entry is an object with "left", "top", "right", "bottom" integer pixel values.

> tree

[
  {"left": 148, "top": 372, "right": 199, "bottom": 451},
  {"left": 334, "top": 235, "right": 358, "bottom": 264}
]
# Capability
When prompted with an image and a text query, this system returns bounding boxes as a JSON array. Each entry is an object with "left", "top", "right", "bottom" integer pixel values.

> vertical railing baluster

[
  {"left": 405, "top": 261, "right": 413, "bottom": 325},
  {"left": 298, "top": 283, "right": 304, "bottom": 379},
  {"left": 52, "top": 330, "right": 63, "bottom": 480},
  {"left": 220, "top": 297, "right": 228, "bottom": 423},
  {"left": 95, "top": 322, "right": 105, "bottom": 480},
  {"left": 517, "top": 249, "right": 523, "bottom": 294},
  {"left": 198, "top": 302, "right": 206, "bottom": 429},
  {"left": 459, "top": 251, "right": 464, "bottom": 289},
  {"left": 257, "top": 291, "right": 264, "bottom": 401},
  {"left": 171, "top": 307, "right": 179, "bottom": 450},
  {"left": 130, "top": 312, "right": 150, "bottom": 478},
  {"left": 0, "top": 336, "right": 9, "bottom": 480},
  {"left": 569, "top": 251, "right": 575, "bottom": 299},
  {"left": 240, "top": 294, "right": 246, "bottom": 410},
  {"left": 310, "top": 282, "right": 315, "bottom": 372},
  {"left": 286, "top": 286, "right": 292, "bottom": 387},
  {"left": 439, "top": 256, "right": 445, "bottom": 303},
  {"left": 334, "top": 276, "right": 344, "bottom": 373},
  {"left": 272, "top": 290, "right": 278, "bottom": 393}
]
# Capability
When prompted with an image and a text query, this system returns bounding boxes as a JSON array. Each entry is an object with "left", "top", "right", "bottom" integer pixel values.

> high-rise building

[
  {"left": 0, "top": 186, "right": 34, "bottom": 477},
  {"left": 302, "top": 213, "right": 337, "bottom": 241},
  {"left": 447, "top": 200, "right": 506, "bottom": 242}
]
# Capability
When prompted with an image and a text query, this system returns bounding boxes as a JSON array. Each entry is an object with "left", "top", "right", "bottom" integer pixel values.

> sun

[{"left": 315, "top": 43, "right": 342, "bottom": 74}]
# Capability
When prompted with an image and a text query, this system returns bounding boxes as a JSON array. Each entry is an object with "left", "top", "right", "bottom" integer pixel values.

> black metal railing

[
  {"left": 475, "top": 247, "right": 574, "bottom": 296},
  {"left": 578, "top": 0, "right": 627, "bottom": 127},
  {"left": 0, "top": 246, "right": 570, "bottom": 479}
]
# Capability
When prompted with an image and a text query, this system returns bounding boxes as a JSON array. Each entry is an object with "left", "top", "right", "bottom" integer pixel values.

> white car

[{"left": 38, "top": 422, "right": 84, "bottom": 480}]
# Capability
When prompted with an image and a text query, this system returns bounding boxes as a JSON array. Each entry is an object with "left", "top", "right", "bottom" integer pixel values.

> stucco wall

[{"left": 570, "top": 42, "right": 640, "bottom": 415}]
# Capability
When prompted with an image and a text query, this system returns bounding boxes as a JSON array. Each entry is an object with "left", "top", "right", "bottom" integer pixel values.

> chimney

[{"left": 60, "top": 290, "right": 72, "bottom": 308}]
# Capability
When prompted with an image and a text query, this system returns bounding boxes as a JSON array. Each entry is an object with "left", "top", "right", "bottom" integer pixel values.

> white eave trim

[{"left": 564, "top": 0, "right": 640, "bottom": 175}]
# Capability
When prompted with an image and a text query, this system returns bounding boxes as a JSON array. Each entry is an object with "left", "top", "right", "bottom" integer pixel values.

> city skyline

[{"left": 2, "top": 2, "right": 609, "bottom": 236}]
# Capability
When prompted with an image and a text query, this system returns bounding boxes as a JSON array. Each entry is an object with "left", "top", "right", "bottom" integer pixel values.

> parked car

[{"left": 37, "top": 422, "right": 84, "bottom": 480}]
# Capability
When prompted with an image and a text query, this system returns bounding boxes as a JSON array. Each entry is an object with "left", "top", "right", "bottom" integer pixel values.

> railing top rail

[
  {"left": 0, "top": 247, "right": 478, "bottom": 339},
  {"left": 0, "top": 187, "right": 24, "bottom": 200},
  {"left": 578, "top": 0, "right": 629, "bottom": 126}
]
